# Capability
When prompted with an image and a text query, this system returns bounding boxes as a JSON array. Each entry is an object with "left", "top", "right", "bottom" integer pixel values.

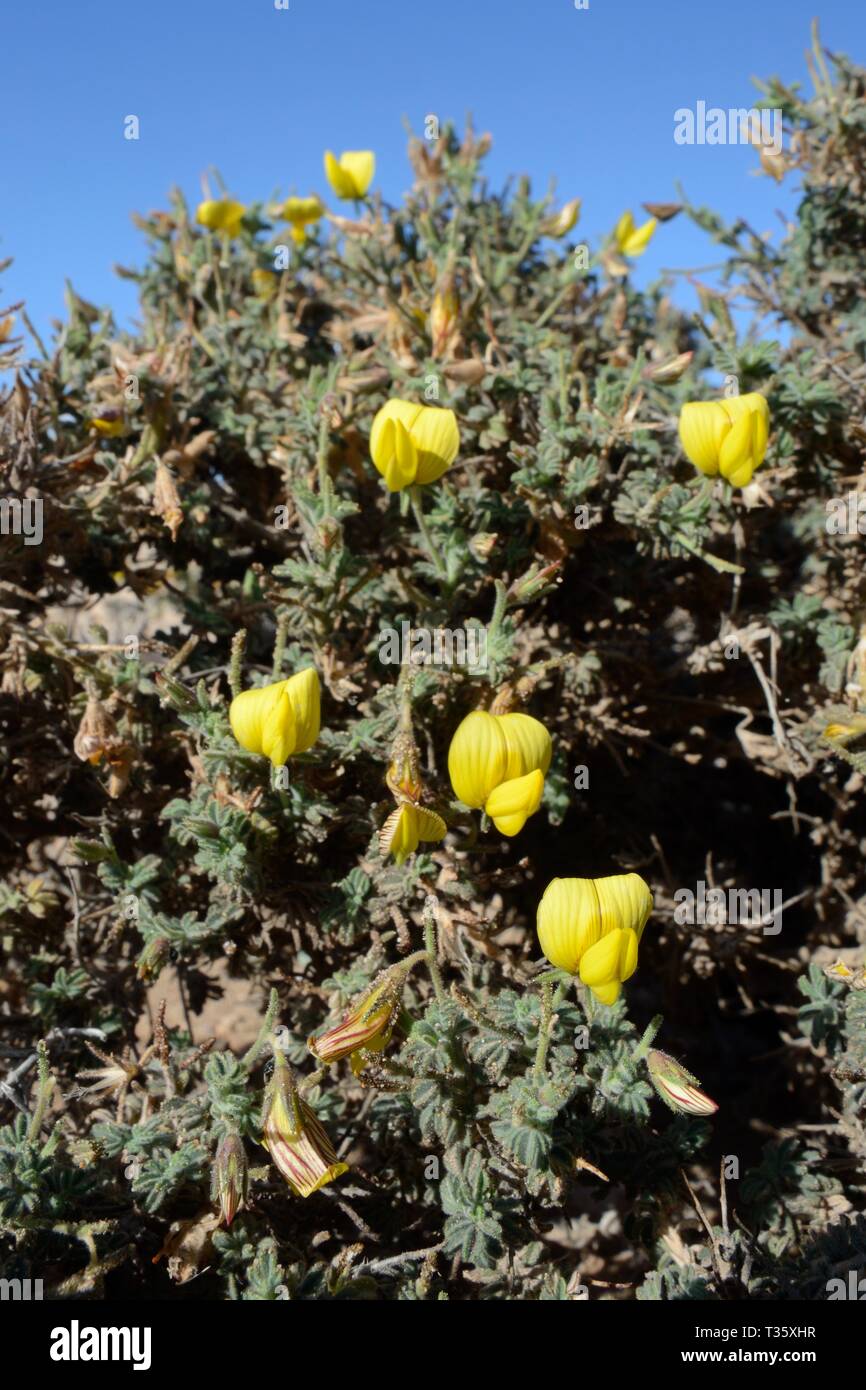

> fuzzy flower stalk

[
  {"left": 536, "top": 873, "right": 653, "bottom": 1005},
  {"left": 260, "top": 1043, "right": 347, "bottom": 1198},
  {"left": 308, "top": 950, "right": 428, "bottom": 1074},
  {"left": 448, "top": 708, "right": 552, "bottom": 836}
]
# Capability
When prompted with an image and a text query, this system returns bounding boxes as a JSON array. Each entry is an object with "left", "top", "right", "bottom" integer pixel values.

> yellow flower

[
  {"left": 448, "top": 709, "right": 552, "bottom": 837},
  {"left": 323, "top": 150, "right": 375, "bottom": 200},
  {"left": 378, "top": 802, "right": 446, "bottom": 864},
  {"left": 369, "top": 399, "right": 460, "bottom": 492},
  {"left": 678, "top": 392, "right": 770, "bottom": 489},
  {"left": 542, "top": 197, "right": 581, "bottom": 238},
  {"left": 251, "top": 268, "right": 278, "bottom": 300},
  {"left": 196, "top": 198, "right": 246, "bottom": 238},
  {"left": 261, "top": 1049, "right": 347, "bottom": 1197},
  {"left": 229, "top": 667, "right": 320, "bottom": 767},
  {"left": 308, "top": 950, "right": 426, "bottom": 1074},
  {"left": 614, "top": 209, "right": 657, "bottom": 258},
  {"left": 280, "top": 195, "right": 324, "bottom": 244},
  {"left": 536, "top": 873, "right": 653, "bottom": 1005}
]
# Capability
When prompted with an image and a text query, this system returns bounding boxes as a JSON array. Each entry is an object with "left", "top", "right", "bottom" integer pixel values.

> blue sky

[{"left": 3, "top": 0, "right": 864, "bottom": 345}]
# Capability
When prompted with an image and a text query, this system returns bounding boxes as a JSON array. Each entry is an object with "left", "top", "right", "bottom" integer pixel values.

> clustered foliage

[{"left": 2, "top": 33, "right": 866, "bottom": 1301}]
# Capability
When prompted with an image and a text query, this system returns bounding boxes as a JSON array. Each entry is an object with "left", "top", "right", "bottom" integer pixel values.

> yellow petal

[
  {"left": 621, "top": 216, "right": 656, "bottom": 256},
  {"left": 497, "top": 712, "right": 553, "bottom": 781},
  {"left": 373, "top": 417, "right": 418, "bottom": 491},
  {"left": 536, "top": 877, "right": 603, "bottom": 974},
  {"left": 717, "top": 408, "right": 755, "bottom": 485},
  {"left": 579, "top": 925, "right": 641, "bottom": 1005},
  {"left": 196, "top": 199, "right": 245, "bottom": 236},
  {"left": 593, "top": 873, "right": 653, "bottom": 942},
  {"left": 678, "top": 401, "right": 729, "bottom": 476},
  {"left": 448, "top": 710, "right": 508, "bottom": 808},
  {"left": 614, "top": 211, "right": 636, "bottom": 253},
  {"left": 484, "top": 768, "right": 544, "bottom": 836},
  {"left": 229, "top": 685, "right": 274, "bottom": 757},
  {"left": 338, "top": 150, "right": 375, "bottom": 197},
  {"left": 414, "top": 806, "right": 447, "bottom": 843},
  {"left": 282, "top": 195, "right": 324, "bottom": 225},
  {"left": 285, "top": 667, "right": 320, "bottom": 754},
  {"left": 323, "top": 151, "right": 354, "bottom": 199},
  {"left": 261, "top": 688, "right": 296, "bottom": 767},
  {"left": 720, "top": 392, "right": 770, "bottom": 485},
  {"left": 410, "top": 406, "right": 460, "bottom": 486},
  {"left": 379, "top": 804, "right": 418, "bottom": 864}
]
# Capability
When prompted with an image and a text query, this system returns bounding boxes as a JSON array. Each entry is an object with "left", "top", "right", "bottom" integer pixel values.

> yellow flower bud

[
  {"left": 196, "top": 198, "right": 246, "bottom": 238},
  {"left": 678, "top": 392, "right": 770, "bottom": 488},
  {"left": 542, "top": 197, "right": 581, "bottom": 238},
  {"left": 323, "top": 150, "right": 375, "bottom": 200},
  {"left": 448, "top": 709, "right": 552, "bottom": 837},
  {"left": 646, "top": 1050, "right": 718, "bottom": 1116},
  {"left": 212, "top": 1132, "right": 249, "bottom": 1226},
  {"left": 614, "top": 210, "right": 657, "bottom": 258},
  {"left": 369, "top": 398, "right": 460, "bottom": 492},
  {"left": 261, "top": 1050, "right": 347, "bottom": 1198},
  {"left": 229, "top": 667, "right": 320, "bottom": 768},
  {"left": 536, "top": 873, "right": 653, "bottom": 1005}
]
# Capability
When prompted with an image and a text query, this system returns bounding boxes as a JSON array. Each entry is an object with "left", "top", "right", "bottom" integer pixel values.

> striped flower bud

[
  {"left": 212, "top": 1132, "right": 249, "bottom": 1226},
  {"left": 308, "top": 951, "right": 427, "bottom": 1074},
  {"left": 646, "top": 1049, "right": 718, "bottom": 1117},
  {"left": 261, "top": 1048, "right": 347, "bottom": 1198}
]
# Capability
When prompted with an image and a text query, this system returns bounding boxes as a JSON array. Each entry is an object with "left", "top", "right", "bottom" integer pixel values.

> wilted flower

[
  {"left": 229, "top": 667, "right": 320, "bottom": 767},
  {"left": 279, "top": 194, "right": 325, "bottom": 244},
  {"left": 541, "top": 197, "right": 581, "bottom": 238},
  {"left": 323, "top": 150, "right": 375, "bottom": 200},
  {"left": 136, "top": 935, "right": 170, "bottom": 982},
  {"left": 448, "top": 709, "right": 552, "bottom": 837},
  {"left": 536, "top": 873, "right": 653, "bottom": 1005},
  {"left": 369, "top": 399, "right": 460, "bottom": 492},
  {"left": 88, "top": 408, "right": 125, "bottom": 437},
  {"left": 678, "top": 392, "right": 770, "bottom": 489},
  {"left": 196, "top": 198, "right": 246, "bottom": 238},
  {"left": 379, "top": 801, "right": 446, "bottom": 863},
  {"left": 429, "top": 278, "right": 459, "bottom": 358},
  {"left": 74, "top": 693, "right": 119, "bottom": 765},
  {"left": 646, "top": 1049, "right": 718, "bottom": 1116},
  {"left": 212, "top": 1132, "right": 249, "bottom": 1226},
  {"left": 261, "top": 1047, "right": 347, "bottom": 1197},
  {"left": 614, "top": 209, "right": 657, "bottom": 258},
  {"left": 308, "top": 950, "right": 426, "bottom": 1073}
]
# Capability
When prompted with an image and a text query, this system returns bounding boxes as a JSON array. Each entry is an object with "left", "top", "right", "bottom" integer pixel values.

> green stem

[
  {"left": 633, "top": 1013, "right": 663, "bottom": 1062},
  {"left": 27, "top": 1041, "right": 54, "bottom": 1142},
  {"left": 229, "top": 629, "right": 246, "bottom": 699},
  {"left": 409, "top": 485, "right": 447, "bottom": 580},
  {"left": 423, "top": 906, "right": 446, "bottom": 1003},
  {"left": 242, "top": 988, "right": 280, "bottom": 1071},
  {"left": 533, "top": 979, "right": 554, "bottom": 1082}
]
